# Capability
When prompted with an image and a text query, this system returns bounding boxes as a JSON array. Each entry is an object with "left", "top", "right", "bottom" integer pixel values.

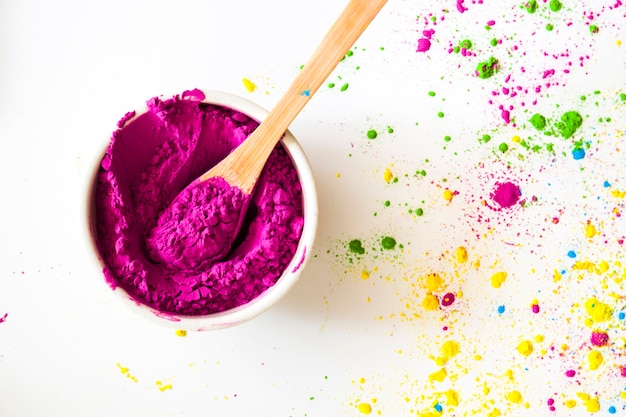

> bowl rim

[{"left": 82, "top": 88, "right": 318, "bottom": 331}]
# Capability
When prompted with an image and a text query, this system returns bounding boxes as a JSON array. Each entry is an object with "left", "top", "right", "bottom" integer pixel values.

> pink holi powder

[
  {"left": 0, "top": 313, "right": 7, "bottom": 323},
  {"left": 456, "top": 0, "right": 468, "bottom": 13},
  {"left": 565, "top": 370, "right": 576, "bottom": 377},
  {"left": 417, "top": 38, "right": 431, "bottom": 52},
  {"left": 94, "top": 91, "right": 304, "bottom": 315},
  {"left": 590, "top": 331, "right": 609, "bottom": 347},
  {"left": 441, "top": 293, "right": 456, "bottom": 307},
  {"left": 490, "top": 182, "right": 521, "bottom": 208}
]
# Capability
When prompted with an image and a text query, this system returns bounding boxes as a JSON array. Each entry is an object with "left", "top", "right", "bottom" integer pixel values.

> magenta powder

[
  {"left": 94, "top": 90, "right": 304, "bottom": 315},
  {"left": 590, "top": 331, "right": 609, "bottom": 347},
  {"left": 490, "top": 182, "right": 521, "bottom": 208}
]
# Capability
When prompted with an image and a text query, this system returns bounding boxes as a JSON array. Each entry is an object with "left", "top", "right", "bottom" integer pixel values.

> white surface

[{"left": 1, "top": 1, "right": 625, "bottom": 416}]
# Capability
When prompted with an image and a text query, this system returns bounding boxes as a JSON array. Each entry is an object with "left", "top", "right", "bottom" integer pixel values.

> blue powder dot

[
  {"left": 560, "top": 269, "right": 566, "bottom": 275},
  {"left": 434, "top": 403, "right": 443, "bottom": 412},
  {"left": 608, "top": 405, "right": 616, "bottom": 414},
  {"left": 603, "top": 180, "right": 611, "bottom": 188},
  {"left": 619, "top": 312, "right": 625, "bottom": 320},
  {"left": 498, "top": 305, "right": 505, "bottom": 314},
  {"left": 567, "top": 250, "right": 576, "bottom": 258},
  {"left": 572, "top": 148, "right": 585, "bottom": 160}
]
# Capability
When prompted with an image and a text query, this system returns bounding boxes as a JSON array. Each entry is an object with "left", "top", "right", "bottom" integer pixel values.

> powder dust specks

[{"left": 0, "top": 313, "right": 7, "bottom": 324}]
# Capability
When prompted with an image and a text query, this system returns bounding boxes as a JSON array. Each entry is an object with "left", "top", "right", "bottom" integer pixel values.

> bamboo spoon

[{"left": 147, "top": 0, "right": 388, "bottom": 268}]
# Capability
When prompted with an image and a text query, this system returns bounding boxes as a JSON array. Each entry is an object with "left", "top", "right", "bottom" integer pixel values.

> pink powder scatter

[
  {"left": 531, "top": 303, "right": 540, "bottom": 314},
  {"left": 0, "top": 313, "right": 7, "bottom": 323},
  {"left": 441, "top": 293, "right": 456, "bottom": 306},
  {"left": 417, "top": 38, "right": 431, "bottom": 52},
  {"left": 565, "top": 370, "right": 576, "bottom": 377},
  {"left": 621, "top": 366, "right": 626, "bottom": 377},
  {"left": 491, "top": 182, "right": 521, "bottom": 209},
  {"left": 590, "top": 331, "right": 609, "bottom": 347},
  {"left": 456, "top": 0, "right": 468, "bottom": 13}
]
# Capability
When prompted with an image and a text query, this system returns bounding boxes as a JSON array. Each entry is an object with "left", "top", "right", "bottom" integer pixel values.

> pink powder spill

[
  {"left": 456, "top": 0, "right": 468, "bottom": 13},
  {"left": 590, "top": 331, "right": 609, "bottom": 347},
  {"left": 94, "top": 91, "right": 304, "bottom": 315},
  {"left": 565, "top": 370, "right": 576, "bottom": 377},
  {"left": 441, "top": 293, "right": 456, "bottom": 306},
  {"left": 0, "top": 313, "right": 7, "bottom": 323},
  {"left": 531, "top": 303, "right": 540, "bottom": 314},
  {"left": 417, "top": 38, "right": 431, "bottom": 52},
  {"left": 490, "top": 182, "right": 521, "bottom": 209}
]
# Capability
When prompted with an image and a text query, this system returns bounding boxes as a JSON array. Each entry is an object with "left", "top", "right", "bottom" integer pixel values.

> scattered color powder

[
  {"left": 567, "top": 250, "right": 576, "bottom": 258},
  {"left": 490, "top": 38, "right": 498, "bottom": 47},
  {"left": 498, "top": 305, "right": 506, "bottom": 314},
  {"left": 517, "top": 340, "right": 534, "bottom": 356},
  {"left": 529, "top": 114, "right": 546, "bottom": 130},
  {"left": 480, "top": 134, "right": 492, "bottom": 143},
  {"left": 572, "top": 147, "right": 585, "bottom": 160},
  {"left": 589, "top": 25, "right": 599, "bottom": 34},
  {"left": 381, "top": 236, "right": 397, "bottom": 250},
  {"left": 416, "top": 208, "right": 424, "bottom": 216},
  {"left": 531, "top": 300, "right": 540, "bottom": 314},
  {"left": 590, "top": 331, "right": 609, "bottom": 347},
  {"left": 491, "top": 182, "right": 521, "bottom": 208},
  {"left": 242, "top": 78, "right": 256, "bottom": 92},
  {"left": 349, "top": 239, "right": 366, "bottom": 255},
  {"left": 0, "top": 313, "right": 7, "bottom": 323},
  {"left": 438, "top": 111, "right": 445, "bottom": 118},
  {"left": 565, "top": 370, "right": 576, "bottom": 377},
  {"left": 175, "top": 329, "right": 187, "bottom": 337},
  {"left": 549, "top": 0, "right": 562, "bottom": 11},
  {"left": 555, "top": 111, "right": 583, "bottom": 139},
  {"left": 546, "top": 23, "right": 554, "bottom": 31},
  {"left": 524, "top": 0, "right": 538, "bottom": 13},
  {"left": 456, "top": 246, "right": 468, "bottom": 263},
  {"left": 358, "top": 403, "right": 372, "bottom": 415},
  {"left": 588, "top": 350, "right": 603, "bottom": 370},
  {"left": 155, "top": 380, "right": 173, "bottom": 391},
  {"left": 340, "top": 83, "right": 349, "bottom": 91},
  {"left": 491, "top": 271, "right": 508, "bottom": 288},
  {"left": 441, "top": 293, "right": 456, "bottom": 306},
  {"left": 498, "top": 142, "right": 509, "bottom": 153},
  {"left": 417, "top": 38, "right": 431, "bottom": 52},
  {"left": 476, "top": 57, "right": 499, "bottom": 79},
  {"left": 367, "top": 129, "right": 378, "bottom": 139},
  {"left": 460, "top": 39, "right": 472, "bottom": 49}
]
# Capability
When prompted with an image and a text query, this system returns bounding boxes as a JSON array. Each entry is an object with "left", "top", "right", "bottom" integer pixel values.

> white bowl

[{"left": 83, "top": 89, "right": 318, "bottom": 331}]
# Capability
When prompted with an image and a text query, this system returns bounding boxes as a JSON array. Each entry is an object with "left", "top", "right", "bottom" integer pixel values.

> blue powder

[
  {"left": 572, "top": 148, "right": 585, "bottom": 160},
  {"left": 497, "top": 305, "right": 506, "bottom": 314},
  {"left": 619, "top": 311, "right": 625, "bottom": 320},
  {"left": 567, "top": 250, "right": 576, "bottom": 258},
  {"left": 603, "top": 180, "right": 611, "bottom": 187},
  {"left": 608, "top": 405, "right": 616, "bottom": 414},
  {"left": 434, "top": 404, "right": 443, "bottom": 412}
]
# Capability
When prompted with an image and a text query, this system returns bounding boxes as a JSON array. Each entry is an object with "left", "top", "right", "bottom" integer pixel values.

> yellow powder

[
  {"left": 512, "top": 135, "right": 521, "bottom": 143},
  {"left": 456, "top": 246, "right": 468, "bottom": 263},
  {"left": 553, "top": 269, "right": 562, "bottom": 282},
  {"left": 422, "top": 293, "right": 440, "bottom": 310},
  {"left": 358, "top": 402, "right": 372, "bottom": 414},
  {"left": 445, "top": 389, "right": 459, "bottom": 407},
  {"left": 507, "top": 390, "right": 523, "bottom": 404},
  {"left": 487, "top": 408, "right": 502, "bottom": 417},
  {"left": 564, "top": 399, "right": 577, "bottom": 408},
  {"left": 534, "top": 334, "right": 544, "bottom": 343},
  {"left": 425, "top": 273, "right": 444, "bottom": 291},
  {"left": 585, "top": 297, "right": 612, "bottom": 323},
  {"left": 588, "top": 350, "right": 603, "bottom": 370},
  {"left": 491, "top": 271, "right": 507, "bottom": 288},
  {"left": 442, "top": 340, "right": 460, "bottom": 358},
  {"left": 383, "top": 168, "right": 394, "bottom": 183},
  {"left": 361, "top": 270, "right": 370, "bottom": 280},
  {"left": 242, "top": 78, "right": 256, "bottom": 92},
  {"left": 585, "top": 223, "right": 597, "bottom": 238},
  {"left": 429, "top": 368, "right": 447, "bottom": 382},
  {"left": 584, "top": 397, "right": 600, "bottom": 413},
  {"left": 611, "top": 189, "right": 626, "bottom": 198},
  {"left": 175, "top": 329, "right": 187, "bottom": 337},
  {"left": 155, "top": 380, "right": 173, "bottom": 392},
  {"left": 443, "top": 188, "right": 454, "bottom": 201},
  {"left": 517, "top": 340, "right": 533, "bottom": 356}
]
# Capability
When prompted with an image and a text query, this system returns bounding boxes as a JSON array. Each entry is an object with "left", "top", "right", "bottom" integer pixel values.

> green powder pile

[
  {"left": 549, "top": 0, "right": 562, "bottom": 12},
  {"left": 381, "top": 236, "right": 397, "bottom": 250},
  {"left": 529, "top": 114, "right": 547, "bottom": 130},
  {"left": 555, "top": 111, "right": 583, "bottom": 139},
  {"left": 367, "top": 129, "right": 378, "bottom": 139},
  {"left": 524, "top": 0, "right": 538, "bottom": 13},
  {"left": 349, "top": 239, "right": 365, "bottom": 255},
  {"left": 476, "top": 57, "right": 499, "bottom": 79}
]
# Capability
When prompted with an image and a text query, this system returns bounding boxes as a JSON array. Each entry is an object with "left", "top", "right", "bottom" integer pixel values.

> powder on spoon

[{"left": 94, "top": 90, "right": 304, "bottom": 315}]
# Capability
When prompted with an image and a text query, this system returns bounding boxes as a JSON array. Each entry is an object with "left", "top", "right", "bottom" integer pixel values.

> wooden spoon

[{"left": 147, "top": 0, "right": 388, "bottom": 269}]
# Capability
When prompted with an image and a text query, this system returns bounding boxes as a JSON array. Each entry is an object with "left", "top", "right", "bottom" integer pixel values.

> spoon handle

[{"left": 202, "top": 0, "right": 388, "bottom": 193}]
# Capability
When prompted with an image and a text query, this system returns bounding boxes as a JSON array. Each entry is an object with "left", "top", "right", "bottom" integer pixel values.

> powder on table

[
  {"left": 490, "top": 182, "right": 521, "bottom": 208},
  {"left": 94, "top": 90, "right": 304, "bottom": 315}
]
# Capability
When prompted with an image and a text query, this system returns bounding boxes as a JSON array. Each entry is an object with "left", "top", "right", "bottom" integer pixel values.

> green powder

[
  {"left": 349, "top": 239, "right": 365, "bottom": 255},
  {"left": 589, "top": 25, "right": 599, "bottom": 34},
  {"left": 490, "top": 38, "right": 498, "bottom": 47},
  {"left": 460, "top": 39, "right": 472, "bottom": 49},
  {"left": 524, "top": 0, "right": 538, "bottom": 13},
  {"left": 546, "top": 23, "right": 554, "bottom": 31},
  {"left": 549, "top": 0, "right": 562, "bottom": 11},
  {"left": 328, "top": 83, "right": 335, "bottom": 88},
  {"left": 340, "top": 83, "right": 349, "bottom": 91},
  {"left": 499, "top": 142, "right": 509, "bottom": 153},
  {"left": 384, "top": 200, "right": 391, "bottom": 207},
  {"left": 529, "top": 114, "right": 547, "bottom": 130},
  {"left": 438, "top": 112, "right": 445, "bottom": 118},
  {"left": 381, "top": 236, "right": 397, "bottom": 250},
  {"left": 444, "top": 135, "right": 451, "bottom": 142},
  {"left": 367, "top": 129, "right": 378, "bottom": 139},
  {"left": 480, "top": 134, "right": 492, "bottom": 143},
  {"left": 555, "top": 111, "right": 583, "bottom": 139},
  {"left": 387, "top": 126, "right": 394, "bottom": 134},
  {"left": 620, "top": 93, "right": 626, "bottom": 101},
  {"left": 476, "top": 57, "right": 499, "bottom": 79},
  {"left": 428, "top": 91, "right": 436, "bottom": 97},
  {"left": 416, "top": 208, "right": 424, "bottom": 216}
]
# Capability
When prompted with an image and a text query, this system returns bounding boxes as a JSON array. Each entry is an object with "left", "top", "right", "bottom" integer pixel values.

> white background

[{"left": 1, "top": 1, "right": 625, "bottom": 416}]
